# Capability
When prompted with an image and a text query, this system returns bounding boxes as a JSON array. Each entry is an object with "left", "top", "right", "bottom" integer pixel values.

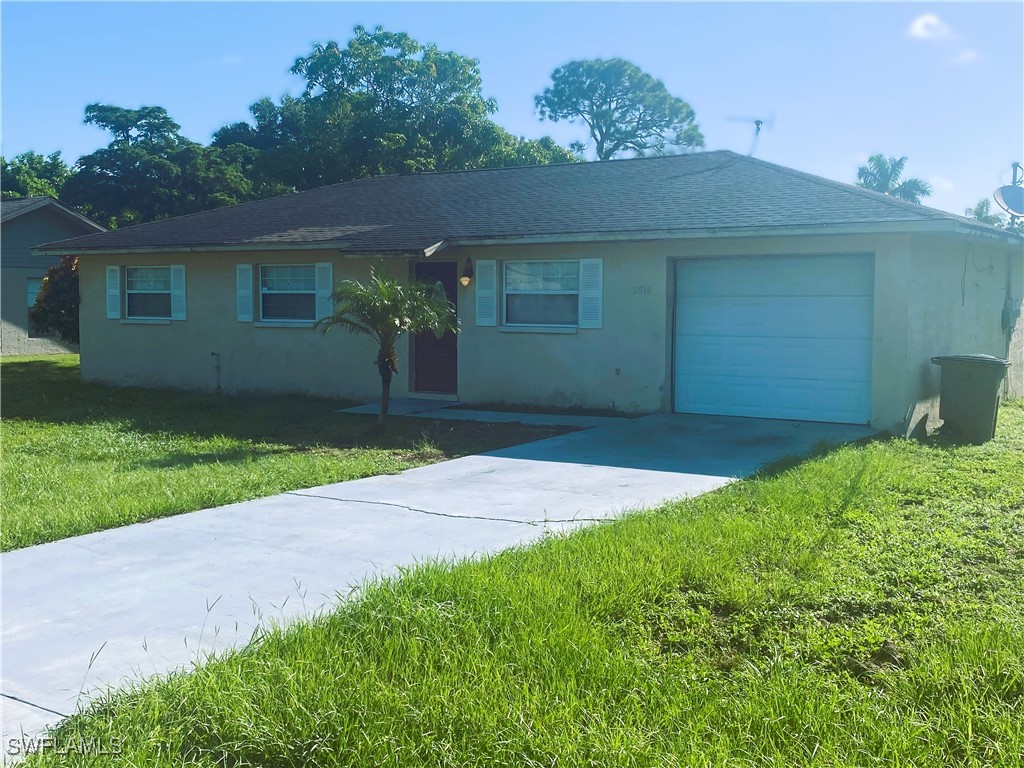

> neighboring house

[
  {"left": 1, "top": 196, "right": 105, "bottom": 356},
  {"left": 36, "top": 151, "right": 1023, "bottom": 434}
]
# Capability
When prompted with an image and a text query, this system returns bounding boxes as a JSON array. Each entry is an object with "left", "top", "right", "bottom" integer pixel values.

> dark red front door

[{"left": 413, "top": 261, "right": 458, "bottom": 393}]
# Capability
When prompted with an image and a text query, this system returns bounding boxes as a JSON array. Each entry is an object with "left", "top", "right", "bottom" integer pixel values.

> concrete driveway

[{"left": 1, "top": 413, "right": 872, "bottom": 739}]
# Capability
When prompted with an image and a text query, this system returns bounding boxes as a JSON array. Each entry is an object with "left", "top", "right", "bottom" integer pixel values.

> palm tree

[
  {"left": 965, "top": 198, "right": 1006, "bottom": 226},
  {"left": 856, "top": 154, "right": 933, "bottom": 204},
  {"left": 317, "top": 264, "right": 458, "bottom": 428}
]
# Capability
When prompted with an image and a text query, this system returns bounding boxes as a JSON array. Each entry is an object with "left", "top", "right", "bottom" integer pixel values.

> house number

[{"left": 632, "top": 285, "right": 652, "bottom": 295}]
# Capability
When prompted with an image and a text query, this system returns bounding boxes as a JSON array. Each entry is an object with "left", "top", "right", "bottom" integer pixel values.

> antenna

[
  {"left": 727, "top": 113, "right": 775, "bottom": 156},
  {"left": 993, "top": 162, "right": 1024, "bottom": 223}
]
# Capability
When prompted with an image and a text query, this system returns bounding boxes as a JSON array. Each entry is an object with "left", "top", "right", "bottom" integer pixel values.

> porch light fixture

[{"left": 459, "top": 257, "right": 474, "bottom": 287}]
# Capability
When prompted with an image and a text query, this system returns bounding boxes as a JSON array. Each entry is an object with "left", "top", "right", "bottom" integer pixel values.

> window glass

[
  {"left": 26, "top": 278, "right": 43, "bottom": 308},
  {"left": 504, "top": 261, "right": 580, "bottom": 326},
  {"left": 126, "top": 267, "right": 172, "bottom": 292},
  {"left": 125, "top": 267, "right": 172, "bottom": 318},
  {"left": 127, "top": 293, "right": 173, "bottom": 318},
  {"left": 260, "top": 265, "right": 316, "bottom": 321}
]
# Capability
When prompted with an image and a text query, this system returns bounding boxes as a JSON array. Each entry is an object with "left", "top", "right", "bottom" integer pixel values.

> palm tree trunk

[
  {"left": 376, "top": 346, "right": 396, "bottom": 429},
  {"left": 379, "top": 375, "right": 391, "bottom": 427}
]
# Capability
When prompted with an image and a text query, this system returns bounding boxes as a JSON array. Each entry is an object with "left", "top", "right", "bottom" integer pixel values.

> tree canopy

[
  {"left": 5, "top": 27, "right": 576, "bottom": 225},
  {"left": 965, "top": 198, "right": 1006, "bottom": 226},
  {"left": 214, "top": 26, "right": 575, "bottom": 190},
  {"left": 1, "top": 151, "right": 71, "bottom": 199},
  {"left": 856, "top": 155, "right": 932, "bottom": 204},
  {"left": 28, "top": 255, "right": 80, "bottom": 344},
  {"left": 62, "top": 104, "right": 265, "bottom": 227},
  {"left": 535, "top": 58, "right": 704, "bottom": 160}
]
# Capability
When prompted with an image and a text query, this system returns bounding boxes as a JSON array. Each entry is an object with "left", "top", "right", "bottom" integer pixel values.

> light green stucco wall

[
  {"left": 77, "top": 231, "right": 1022, "bottom": 433},
  {"left": 450, "top": 241, "right": 670, "bottom": 413},
  {"left": 79, "top": 252, "right": 410, "bottom": 401}
]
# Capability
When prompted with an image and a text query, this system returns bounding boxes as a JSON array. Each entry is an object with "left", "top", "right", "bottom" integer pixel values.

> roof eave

[
  {"left": 35, "top": 239, "right": 449, "bottom": 259},
  {"left": 449, "top": 220, "right": 1024, "bottom": 247}
]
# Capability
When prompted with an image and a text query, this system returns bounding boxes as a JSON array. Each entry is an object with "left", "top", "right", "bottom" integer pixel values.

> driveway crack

[
  {"left": 284, "top": 492, "right": 607, "bottom": 526},
  {"left": 0, "top": 692, "right": 69, "bottom": 719}
]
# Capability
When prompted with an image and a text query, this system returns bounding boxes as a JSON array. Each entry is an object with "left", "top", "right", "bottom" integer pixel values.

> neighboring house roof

[
  {"left": 35, "top": 151, "right": 1020, "bottom": 257},
  {"left": 1, "top": 195, "right": 106, "bottom": 232}
]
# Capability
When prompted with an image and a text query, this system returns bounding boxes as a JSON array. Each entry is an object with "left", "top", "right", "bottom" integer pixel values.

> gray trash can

[{"left": 930, "top": 354, "right": 1011, "bottom": 444}]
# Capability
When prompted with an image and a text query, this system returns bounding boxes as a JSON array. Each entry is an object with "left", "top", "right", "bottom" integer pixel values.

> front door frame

[{"left": 411, "top": 260, "right": 459, "bottom": 395}]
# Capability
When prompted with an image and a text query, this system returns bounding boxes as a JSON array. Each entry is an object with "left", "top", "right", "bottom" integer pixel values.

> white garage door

[{"left": 674, "top": 254, "right": 873, "bottom": 424}]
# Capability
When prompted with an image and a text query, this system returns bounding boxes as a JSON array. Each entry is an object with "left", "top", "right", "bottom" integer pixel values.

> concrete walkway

[{"left": 1, "top": 412, "right": 873, "bottom": 740}]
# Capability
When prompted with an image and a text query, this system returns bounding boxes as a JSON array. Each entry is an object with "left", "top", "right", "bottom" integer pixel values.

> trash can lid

[{"left": 931, "top": 354, "right": 1011, "bottom": 367}]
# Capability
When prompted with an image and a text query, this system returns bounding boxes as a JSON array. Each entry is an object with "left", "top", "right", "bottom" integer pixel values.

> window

[
  {"left": 503, "top": 261, "right": 580, "bottom": 326},
  {"left": 106, "top": 265, "right": 185, "bottom": 321},
  {"left": 236, "top": 262, "right": 332, "bottom": 324},
  {"left": 27, "top": 277, "right": 44, "bottom": 336},
  {"left": 259, "top": 265, "right": 316, "bottom": 321},
  {"left": 126, "top": 267, "right": 173, "bottom": 319},
  {"left": 26, "top": 277, "right": 43, "bottom": 317}
]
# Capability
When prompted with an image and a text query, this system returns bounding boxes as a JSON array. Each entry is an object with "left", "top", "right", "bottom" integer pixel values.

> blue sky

[{"left": 2, "top": 2, "right": 1021, "bottom": 216}]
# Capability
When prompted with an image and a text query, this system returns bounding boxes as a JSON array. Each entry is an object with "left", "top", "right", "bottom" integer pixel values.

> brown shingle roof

[
  {"left": 2, "top": 196, "right": 106, "bottom": 230},
  {"left": 36, "top": 151, "right": 1011, "bottom": 254}
]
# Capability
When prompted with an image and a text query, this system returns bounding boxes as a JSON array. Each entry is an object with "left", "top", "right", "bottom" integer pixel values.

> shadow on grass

[
  {"left": 138, "top": 446, "right": 293, "bottom": 470},
  {"left": 753, "top": 431, "right": 890, "bottom": 480},
  {"left": 0, "top": 358, "right": 569, "bottom": 460}
]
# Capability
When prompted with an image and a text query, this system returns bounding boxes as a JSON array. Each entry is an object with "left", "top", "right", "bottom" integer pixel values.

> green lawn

[
  {"left": 24, "top": 398, "right": 1024, "bottom": 766},
  {"left": 0, "top": 355, "right": 568, "bottom": 551}
]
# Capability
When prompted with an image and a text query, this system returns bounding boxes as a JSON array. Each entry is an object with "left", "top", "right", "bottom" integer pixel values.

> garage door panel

[
  {"left": 680, "top": 296, "right": 873, "bottom": 339},
  {"left": 679, "top": 254, "right": 873, "bottom": 298},
  {"left": 673, "top": 254, "right": 873, "bottom": 424},
  {"left": 676, "top": 373, "right": 871, "bottom": 423},
  {"left": 677, "top": 336, "right": 872, "bottom": 381}
]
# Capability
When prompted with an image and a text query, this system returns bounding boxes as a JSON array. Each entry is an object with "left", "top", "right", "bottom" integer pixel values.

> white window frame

[
  {"left": 259, "top": 264, "right": 317, "bottom": 323},
  {"left": 502, "top": 259, "right": 581, "bottom": 329},
  {"left": 125, "top": 266, "right": 174, "bottom": 320}
]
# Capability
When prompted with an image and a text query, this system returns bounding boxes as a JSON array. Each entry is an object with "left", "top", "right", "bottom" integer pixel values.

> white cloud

[
  {"left": 907, "top": 13, "right": 953, "bottom": 41},
  {"left": 951, "top": 49, "right": 979, "bottom": 64},
  {"left": 929, "top": 175, "right": 955, "bottom": 193}
]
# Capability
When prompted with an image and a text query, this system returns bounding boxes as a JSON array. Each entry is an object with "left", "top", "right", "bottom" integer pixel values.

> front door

[{"left": 413, "top": 261, "right": 458, "bottom": 393}]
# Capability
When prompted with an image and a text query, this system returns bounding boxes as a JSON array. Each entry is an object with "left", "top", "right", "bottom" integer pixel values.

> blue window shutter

[
  {"left": 170, "top": 265, "right": 186, "bottom": 320},
  {"left": 315, "top": 262, "right": 334, "bottom": 320},
  {"left": 236, "top": 264, "right": 254, "bottom": 322},
  {"left": 105, "top": 266, "right": 121, "bottom": 319},
  {"left": 578, "top": 258, "right": 603, "bottom": 329},
  {"left": 475, "top": 260, "right": 497, "bottom": 326}
]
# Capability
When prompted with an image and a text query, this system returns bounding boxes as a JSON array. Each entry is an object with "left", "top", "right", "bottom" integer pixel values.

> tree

[
  {"left": 856, "top": 155, "right": 932, "bottom": 204},
  {"left": 63, "top": 104, "right": 265, "bottom": 227},
  {"left": 1, "top": 151, "right": 71, "bottom": 199},
  {"left": 965, "top": 198, "right": 1006, "bottom": 226},
  {"left": 317, "top": 264, "right": 457, "bottom": 428},
  {"left": 214, "top": 26, "right": 575, "bottom": 191},
  {"left": 28, "top": 255, "right": 80, "bottom": 344},
  {"left": 535, "top": 58, "right": 704, "bottom": 160}
]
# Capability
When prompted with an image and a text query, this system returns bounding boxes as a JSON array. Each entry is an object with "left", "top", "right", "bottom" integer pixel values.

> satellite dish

[{"left": 994, "top": 185, "right": 1024, "bottom": 218}]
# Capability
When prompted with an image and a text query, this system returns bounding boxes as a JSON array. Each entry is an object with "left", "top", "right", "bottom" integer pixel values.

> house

[
  {"left": 35, "top": 151, "right": 1024, "bottom": 434},
  {"left": 1, "top": 196, "right": 105, "bottom": 356}
]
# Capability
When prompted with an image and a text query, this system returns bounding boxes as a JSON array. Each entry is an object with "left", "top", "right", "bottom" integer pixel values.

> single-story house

[
  {"left": 1, "top": 196, "right": 105, "bottom": 355},
  {"left": 37, "top": 151, "right": 1023, "bottom": 434}
]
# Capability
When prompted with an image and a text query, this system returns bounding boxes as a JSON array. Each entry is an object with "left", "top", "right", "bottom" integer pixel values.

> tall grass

[{"left": 24, "top": 403, "right": 1024, "bottom": 766}]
